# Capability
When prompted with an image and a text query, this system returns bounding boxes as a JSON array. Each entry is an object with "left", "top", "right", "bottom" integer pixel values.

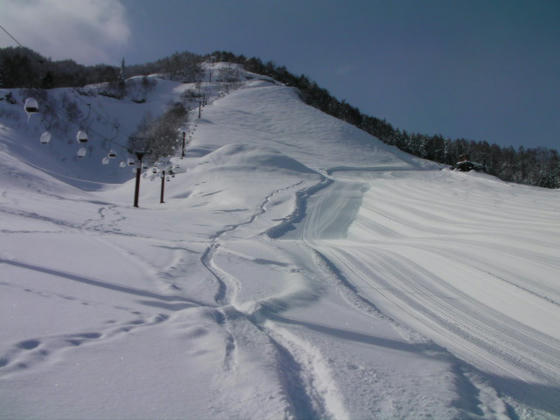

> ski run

[{"left": 1, "top": 63, "right": 559, "bottom": 419}]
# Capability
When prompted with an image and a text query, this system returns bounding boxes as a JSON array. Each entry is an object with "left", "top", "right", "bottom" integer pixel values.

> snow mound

[
  {"left": 195, "top": 144, "right": 318, "bottom": 175},
  {"left": 192, "top": 82, "right": 439, "bottom": 173}
]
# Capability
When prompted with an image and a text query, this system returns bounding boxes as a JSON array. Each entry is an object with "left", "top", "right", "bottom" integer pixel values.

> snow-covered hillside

[{"left": 1, "top": 66, "right": 559, "bottom": 419}]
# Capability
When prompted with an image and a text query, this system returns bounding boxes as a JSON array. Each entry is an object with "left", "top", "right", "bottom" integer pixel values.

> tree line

[
  {"left": 0, "top": 47, "right": 119, "bottom": 88},
  {"left": 0, "top": 47, "right": 203, "bottom": 89},
  {"left": 1, "top": 46, "right": 557, "bottom": 188}
]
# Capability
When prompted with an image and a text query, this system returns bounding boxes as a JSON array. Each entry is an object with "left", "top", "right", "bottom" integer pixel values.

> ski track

[
  {"left": 268, "top": 169, "right": 560, "bottom": 416},
  {"left": 197, "top": 179, "right": 348, "bottom": 418},
  {"left": 263, "top": 320, "right": 349, "bottom": 420},
  {"left": 181, "top": 167, "right": 560, "bottom": 417},
  {"left": 201, "top": 180, "right": 303, "bottom": 305},
  {"left": 327, "top": 245, "right": 560, "bottom": 384}
]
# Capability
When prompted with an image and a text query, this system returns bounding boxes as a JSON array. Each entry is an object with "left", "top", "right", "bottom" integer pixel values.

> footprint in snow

[{"left": 17, "top": 339, "right": 40, "bottom": 350}]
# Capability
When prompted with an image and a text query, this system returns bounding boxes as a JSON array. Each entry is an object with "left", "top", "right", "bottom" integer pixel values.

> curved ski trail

[{"left": 199, "top": 177, "right": 350, "bottom": 419}]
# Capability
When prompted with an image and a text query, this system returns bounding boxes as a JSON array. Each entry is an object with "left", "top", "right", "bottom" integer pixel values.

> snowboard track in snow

[
  {"left": 197, "top": 163, "right": 560, "bottom": 418},
  {"left": 261, "top": 169, "right": 560, "bottom": 417},
  {"left": 197, "top": 178, "right": 351, "bottom": 419}
]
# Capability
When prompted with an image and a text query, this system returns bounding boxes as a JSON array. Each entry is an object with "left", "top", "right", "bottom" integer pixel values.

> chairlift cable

[
  {"left": 0, "top": 23, "right": 24, "bottom": 48},
  {"left": 70, "top": 88, "right": 129, "bottom": 152},
  {"left": 18, "top": 156, "right": 125, "bottom": 186}
]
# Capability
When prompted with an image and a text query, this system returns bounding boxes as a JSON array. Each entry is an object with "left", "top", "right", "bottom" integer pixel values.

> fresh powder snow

[{"left": 1, "top": 64, "right": 559, "bottom": 419}]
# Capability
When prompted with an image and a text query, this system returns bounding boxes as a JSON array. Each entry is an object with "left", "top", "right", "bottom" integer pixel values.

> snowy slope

[
  {"left": 0, "top": 76, "right": 201, "bottom": 189},
  {"left": 1, "top": 67, "right": 559, "bottom": 419}
]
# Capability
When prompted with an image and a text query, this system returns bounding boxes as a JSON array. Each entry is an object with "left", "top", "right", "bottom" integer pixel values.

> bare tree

[{"left": 128, "top": 103, "right": 188, "bottom": 166}]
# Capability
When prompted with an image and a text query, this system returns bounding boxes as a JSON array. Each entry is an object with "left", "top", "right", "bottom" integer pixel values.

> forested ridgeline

[
  {"left": 1, "top": 47, "right": 558, "bottom": 188},
  {"left": 0, "top": 47, "right": 202, "bottom": 88}
]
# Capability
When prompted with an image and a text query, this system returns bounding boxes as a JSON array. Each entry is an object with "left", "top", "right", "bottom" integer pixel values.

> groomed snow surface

[{"left": 1, "top": 70, "right": 559, "bottom": 419}]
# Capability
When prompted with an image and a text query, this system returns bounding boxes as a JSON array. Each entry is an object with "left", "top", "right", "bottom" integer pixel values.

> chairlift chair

[
  {"left": 24, "top": 98, "right": 39, "bottom": 114},
  {"left": 76, "top": 130, "right": 89, "bottom": 144},
  {"left": 108, "top": 150, "right": 117, "bottom": 159},
  {"left": 39, "top": 131, "right": 52, "bottom": 144},
  {"left": 77, "top": 147, "right": 87, "bottom": 158}
]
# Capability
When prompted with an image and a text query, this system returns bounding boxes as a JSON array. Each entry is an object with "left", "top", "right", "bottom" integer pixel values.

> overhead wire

[
  {"left": 0, "top": 23, "right": 24, "bottom": 48},
  {"left": 19, "top": 154, "right": 126, "bottom": 186},
  {"left": 70, "top": 88, "right": 130, "bottom": 152}
]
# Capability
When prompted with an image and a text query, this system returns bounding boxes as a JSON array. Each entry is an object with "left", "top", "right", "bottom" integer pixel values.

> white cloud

[{"left": 0, "top": 0, "right": 131, "bottom": 65}]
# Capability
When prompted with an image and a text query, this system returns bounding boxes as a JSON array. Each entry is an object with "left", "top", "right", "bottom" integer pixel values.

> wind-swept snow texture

[{"left": 1, "top": 66, "right": 559, "bottom": 419}]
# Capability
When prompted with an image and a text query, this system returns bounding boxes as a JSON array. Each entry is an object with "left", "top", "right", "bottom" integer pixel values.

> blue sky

[{"left": 1, "top": 0, "right": 559, "bottom": 150}]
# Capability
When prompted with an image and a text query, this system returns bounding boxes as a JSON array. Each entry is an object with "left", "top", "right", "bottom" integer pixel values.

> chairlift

[
  {"left": 108, "top": 150, "right": 117, "bottom": 159},
  {"left": 119, "top": 161, "right": 127, "bottom": 168},
  {"left": 127, "top": 158, "right": 136, "bottom": 166},
  {"left": 39, "top": 131, "right": 52, "bottom": 144},
  {"left": 152, "top": 167, "right": 158, "bottom": 174},
  {"left": 77, "top": 147, "right": 87, "bottom": 158},
  {"left": 166, "top": 176, "right": 170, "bottom": 182},
  {"left": 24, "top": 98, "right": 39, "bottom": 114},
  {"left": 76, "top": 130, "right": 89, "bottom": 144}
]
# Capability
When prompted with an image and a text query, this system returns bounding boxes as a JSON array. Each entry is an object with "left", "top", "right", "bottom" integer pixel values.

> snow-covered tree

[{"left": 128, "top": 103, "right": 188, "bottom": 166}]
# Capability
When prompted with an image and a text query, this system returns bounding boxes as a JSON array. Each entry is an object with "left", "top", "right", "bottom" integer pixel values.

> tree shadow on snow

[{"left": 0, "top": 258, "right": 207, "bottom": 308}]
